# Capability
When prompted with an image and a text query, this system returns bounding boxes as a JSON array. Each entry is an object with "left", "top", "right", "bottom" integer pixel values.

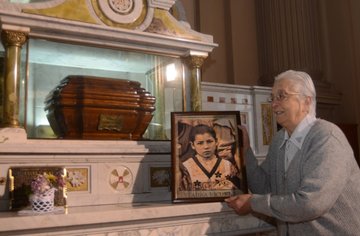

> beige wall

[
  {"left": 181, "top": 0, "right": 259, "bottom": 86},
  {"left": 198, "top": 1, "right": 231, "bottom": 84},
  {"left": 322, "top": 0, "right": 358, "bottom": 123},
  {"left": 349, "top": 0, "right": 360, "bottom": 125},
  {"left": 229, "top": 0, "right": 259, "bottom": 86},
  {"left": 181, "top": 0, "right": 360, "bottom": 122},
  {"left": 180, "top": 0, "right": 360, "bottom": 151}
]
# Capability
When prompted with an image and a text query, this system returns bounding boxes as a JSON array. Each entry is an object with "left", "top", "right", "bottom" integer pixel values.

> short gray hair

[{"left": 275, "top": 70, "right": 317, "bottom": 117}]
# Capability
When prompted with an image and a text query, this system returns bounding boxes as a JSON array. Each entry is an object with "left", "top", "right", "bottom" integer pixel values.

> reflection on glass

[{"left": 166, "top": 63, "right": 177, "bottom": 82}]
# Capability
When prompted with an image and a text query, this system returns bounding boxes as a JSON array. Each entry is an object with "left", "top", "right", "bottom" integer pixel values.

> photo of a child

[{"left": 171, "top": 111, "right": 247, "bottom": 203}]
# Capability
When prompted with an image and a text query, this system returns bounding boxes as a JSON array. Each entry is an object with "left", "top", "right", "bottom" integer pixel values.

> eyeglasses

[{"left": 268, "top": 91, "right": 301, "bottom": 103}]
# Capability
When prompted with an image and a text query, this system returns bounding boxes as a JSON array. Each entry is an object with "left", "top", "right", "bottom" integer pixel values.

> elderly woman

[{"left": 225, "top": 70, "right": 360, "bottom": 235}]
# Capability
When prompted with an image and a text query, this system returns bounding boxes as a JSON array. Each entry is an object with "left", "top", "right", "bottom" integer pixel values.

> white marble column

[{"left": 1, "top": 26, "right": 28, "bottom": 128}]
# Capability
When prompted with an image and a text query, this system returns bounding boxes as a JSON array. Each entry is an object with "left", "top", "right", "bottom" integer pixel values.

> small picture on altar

[
  {"left": 171, "top": 111, "right": 248, "bottom": 203},
  {"left": 150, "top": 166, "right": 171, "bottom": 188},
  {"left": 8, "top": 166, "right": 67, "bottom": 211},
  {"left": 66, "top": 167, "right": 90, "bottom": 192}
]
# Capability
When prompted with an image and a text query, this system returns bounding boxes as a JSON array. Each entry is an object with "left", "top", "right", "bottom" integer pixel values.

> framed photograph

[{"left": 171, "top": 111, "right": 248, "bottom": 203}]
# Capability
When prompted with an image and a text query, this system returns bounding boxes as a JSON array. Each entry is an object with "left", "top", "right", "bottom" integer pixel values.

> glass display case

[
  {"left": 20, "top": 39, "right": 183, "bottom": 139},
  {"left": 1, "top": 38, "right": 184, "bottom": 140},
  {"left": 0, "top": 0, "right": 217, "bottom": 140}
]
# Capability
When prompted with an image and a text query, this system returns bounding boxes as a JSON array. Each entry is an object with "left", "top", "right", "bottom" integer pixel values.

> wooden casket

[{"left": 44, "top": 75, "right": 156, "bottom": 140}]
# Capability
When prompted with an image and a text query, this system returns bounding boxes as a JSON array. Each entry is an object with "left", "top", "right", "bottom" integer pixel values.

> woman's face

[
  {"left": 271, "top": 79, "right": 310, "bottom": 134},
  {"left": 191, "top": 133, "right": 217, "bottom": 159}
]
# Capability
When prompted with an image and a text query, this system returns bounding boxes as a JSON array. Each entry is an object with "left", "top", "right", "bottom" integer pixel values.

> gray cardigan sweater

[{"left": 246, "top": 119, "right": 360, "bottom": 236}]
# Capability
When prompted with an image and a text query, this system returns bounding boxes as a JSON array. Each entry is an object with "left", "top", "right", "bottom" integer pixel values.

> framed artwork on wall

[
  {"left": 252, "top": 87, "right": 276, "bottom": 156},
  {"left": 261, "top": 103, "right": 274, "bottom": 145},
  {"left": 171, "top": 111, "right": 247, "bottom": 203}
]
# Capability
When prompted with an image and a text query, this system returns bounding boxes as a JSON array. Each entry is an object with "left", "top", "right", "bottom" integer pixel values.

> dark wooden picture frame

[{"left": 171, "top": 111, "right": 248, "bottom": 203}]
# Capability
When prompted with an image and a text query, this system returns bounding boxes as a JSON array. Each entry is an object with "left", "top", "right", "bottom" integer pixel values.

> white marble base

[
  {"left": 0, "top": 136, "right": 172, "bottom": 210},
  {"left": 0, "top": 127, "right": 27, "bottom": 143},
  {"left": 0, "top": 202, "right": 275, "bottom": 235},
  {"left": 0, "top": 129, "right": 275, "bottom": 235},
  {"left": 17, "top": 206, "right": 65, "bottom": 216}
]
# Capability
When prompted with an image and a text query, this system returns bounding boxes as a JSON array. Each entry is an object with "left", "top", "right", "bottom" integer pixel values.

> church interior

[{"left": 0, "top": 0, "right": 359, "bottom": 235}]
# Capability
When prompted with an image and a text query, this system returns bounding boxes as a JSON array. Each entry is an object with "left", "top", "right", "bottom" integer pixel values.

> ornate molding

[
  {"left": 22, "top": 0, "right": 99, "bottom": 25},
  {"left": 94, "top": 0, "right": 148, "bottom": 28},
  {"left": 0, "top": 0, "right": 216, "bottom": 45},
  {"left": 184, "top": 55, "right": 206, "bottom": 69},
  {"left": 145, "top": 8, "right": 205, "bottom": 40},
  {"left": 0, "top": 30, "right": 28, "bottom": 48},
  {"left": 108, "top": 0, "right": 135, "bottom": 15},
  {"left": 148, "top": 0, "right": 176, "bottom": 10}
]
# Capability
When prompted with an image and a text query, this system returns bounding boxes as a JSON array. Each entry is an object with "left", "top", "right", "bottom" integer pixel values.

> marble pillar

[
  {"left": 1, "top": 29, "right": 28, "bottom": 128},
  {"left": 184, "top": 55, "right": 206, "bottom": 111}
]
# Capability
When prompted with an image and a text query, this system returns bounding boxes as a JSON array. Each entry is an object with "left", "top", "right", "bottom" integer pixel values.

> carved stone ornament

[
  {"left": 3, "top": 0, "right": 213, "bottom": 41},
  {"left": 148, "top": 0, "right": 176, "bottom": 10},
  {"left": 0, "top": 30, "right": 28, "bottom": 48},
  {"left": 97, "top": 0, "right": 146, "bottom": 24},
  {"left": 109, "top": 166, "right": 133, "bottom": 191},
  {"left": 184, "top": 56, "right": 206, "bottom": 69},
  {"left": 109, "top": 0, "right": 134, "bottom": 15}
]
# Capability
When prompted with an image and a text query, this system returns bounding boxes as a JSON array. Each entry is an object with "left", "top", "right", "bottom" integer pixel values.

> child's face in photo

[{"left": 191, "top": 133, "right": 217, "bottom": 158}]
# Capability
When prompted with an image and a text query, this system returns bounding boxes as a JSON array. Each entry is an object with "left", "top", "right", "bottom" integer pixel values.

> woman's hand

[{"left": 225, "top": 194, "right": 253, "bottom": 215}]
